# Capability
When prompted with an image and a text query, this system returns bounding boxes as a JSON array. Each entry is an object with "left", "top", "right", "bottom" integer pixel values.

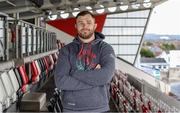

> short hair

[{"left": 76, "top": 11, "right": 95, "bottom": 19}]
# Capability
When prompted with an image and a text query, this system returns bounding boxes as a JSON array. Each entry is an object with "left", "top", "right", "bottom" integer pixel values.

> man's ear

[{"left": 94, "top": 23, "right": 97, "bottom": 30}]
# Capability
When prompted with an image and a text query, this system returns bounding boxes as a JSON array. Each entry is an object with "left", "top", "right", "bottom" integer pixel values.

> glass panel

[
  {"left": 119, "top": 36, "right": 141, "bottom": 44},
  {"left": 33, "top": 29, "right": 36, "bottom": 51},
  {"left": 37, "top": 30, "right": 41, "bottom": 51},
  {"left": 22, "top": 45, "right": 25, "bottom": 53},
  {"left": 104, "top": 36, "right": 119, "bottom": 44},
  {"left": 119, "top": 45, "right": 139, "bottom": 54},
  {"left": 102, "top": 10, "right": 150, "bottom": 64},
  {"left": 0, "top": 20, "right": 3, "bottom": 28},
  {"left": 104, "top": 18, "right": 147, "bottom": 26},
  {"left": 103, "top": 27, "right": 144, "bottom": 35},
  {"left": 0, "top": 29, "right": 3, "bottom": 37},
  {"left": 28, "top": 28, "right": 32, "bottom": 52},
  {"left": 22, "top": 27, "right": 26, "bottom": 53}
]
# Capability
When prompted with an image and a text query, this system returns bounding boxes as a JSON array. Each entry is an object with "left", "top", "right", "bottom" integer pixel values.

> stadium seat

[
  {"left": 8, "top": 69, "right": 20, "bottom": 92},
  {"left": 49, "top": 54, "right": 55, "bottom": 70},
  {"left": 30, "top": 60, "right": 39, "bottom": 83},
  {"left": 0, "top": 75, "right": 8, "bottom": 110},
  {"left": 43, "top": 57, "right": 49, "bottom": 76},
  {"left": 17, "top": 65, "right": 29, "bottom": 93},
  {"left": 0, "top": 72, "right": 16, "bottom": 103},
  {"left": 14, "top": 68, "right": 23, "bottom": 88}
]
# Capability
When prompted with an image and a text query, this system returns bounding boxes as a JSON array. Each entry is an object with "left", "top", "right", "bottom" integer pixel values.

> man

[{"left": 54, "top": 11, "right": 115, "bottom": 112}]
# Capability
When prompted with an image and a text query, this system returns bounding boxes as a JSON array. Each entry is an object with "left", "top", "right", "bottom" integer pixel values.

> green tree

[
  {"left": 140, "top": 48, "right": 155, "bottom": 58},
  {"left": 160, "top": 43, "right": 176, "bottom": 51},
  {"left": 170, "top": 43, "right": 176, "bottom": 50},
  {"left": 146, "top": 41, "right": 153, "bottom": 46}
]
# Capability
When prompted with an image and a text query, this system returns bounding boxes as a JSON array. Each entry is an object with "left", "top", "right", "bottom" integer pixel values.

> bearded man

[{"left": 54, "top": 11, "right": 115, "bottom": 112}]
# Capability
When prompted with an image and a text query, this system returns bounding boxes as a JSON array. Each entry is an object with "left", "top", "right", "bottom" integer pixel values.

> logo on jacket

[{"left": 76, "top": 48, "right": 96, "bottom": 71}]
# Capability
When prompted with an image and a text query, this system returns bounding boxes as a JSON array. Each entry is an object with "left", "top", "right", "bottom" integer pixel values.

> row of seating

[
  {"left": 110, "top": 70, "right": 179, "bottom": 113},
  {"left": 0, "top": 19, "right": 5, "bottom": 58},
  {"left": 20, "top": 26, "right": 57, "bottom": 54},
  {"left": 0, "top": 52, "right": 59, "bottom": 112},
  {"left": 1, "top": 19, "right": 58, "bottom": 62}
]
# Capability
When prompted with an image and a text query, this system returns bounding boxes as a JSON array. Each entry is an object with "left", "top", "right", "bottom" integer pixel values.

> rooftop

[{"left": 141, "top": 57, "right": 167, "bottom": 63}]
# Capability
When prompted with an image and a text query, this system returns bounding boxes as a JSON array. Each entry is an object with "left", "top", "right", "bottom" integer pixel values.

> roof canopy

[{"left": 0, "top": 0, "right": 168, "bottom": 20}]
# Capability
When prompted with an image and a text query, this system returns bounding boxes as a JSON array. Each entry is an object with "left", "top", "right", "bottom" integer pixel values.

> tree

[
  {"left": 160, "top": 43, "right": 176, "bottom": 51},
  {"left": 146, "top": 41, "right": 153, "bottom": 46},
  {"left": 140, "top": 48, "right": 155, "bottom": 58},
  {"left": 170, "top": 43, "right": 176, "bottom": 50}
]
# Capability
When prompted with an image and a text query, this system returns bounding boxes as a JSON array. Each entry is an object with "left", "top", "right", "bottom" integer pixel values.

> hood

[
  {"left": 73, "top": 32, "right": 105, "bottom": 45},
  {"left": 74, "top": 32, "right": 105, "bottom": 71}
]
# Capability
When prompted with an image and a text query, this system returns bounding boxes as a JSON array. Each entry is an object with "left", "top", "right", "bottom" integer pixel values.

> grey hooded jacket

[{"left": 54, "top": 32, "right": 115, "bottom": 112}]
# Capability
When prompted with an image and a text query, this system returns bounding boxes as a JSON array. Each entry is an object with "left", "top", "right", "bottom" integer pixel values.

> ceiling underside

[{"left": 0, "top": 0, "right": 168, "bottom": 19}]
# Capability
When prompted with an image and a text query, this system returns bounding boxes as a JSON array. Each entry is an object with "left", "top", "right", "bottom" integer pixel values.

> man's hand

[{"left": 95, "top": 64, "right": 101, "bottom": 69}]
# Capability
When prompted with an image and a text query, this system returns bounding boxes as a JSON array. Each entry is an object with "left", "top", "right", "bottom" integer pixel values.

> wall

[
  {"left": 169, "top": 68, "right": 180, "bottom": 81},
  {"left": 170, "top": 50, "right": 180, "bottom": 68},
  {"left": 46, "top": 24, "right": 73, "bottom": 45}
]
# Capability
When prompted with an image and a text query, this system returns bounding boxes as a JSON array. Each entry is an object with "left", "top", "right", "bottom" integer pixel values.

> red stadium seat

[
  {"left": 49, "top": 54, "right": 54, "bottom": 70},
  {"left": 30, "top": 61, "right": 39, "bottom": 83},
  {"left": 35, "top": 60, "right": 41, "bottom": 77},
  {"left": 18, "top": 65, "right": 29, "bottom": 92},
  {"left": 43, "top": 57, "right": 49, "bottom": 75}
]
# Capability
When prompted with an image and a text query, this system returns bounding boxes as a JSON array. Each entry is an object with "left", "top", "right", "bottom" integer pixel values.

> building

[
  {"left": 158, "top": 50, "right": 180, "bottom": 68},
  {"left": 169, "top": 50, "right": 180, "bottom": 68},
  {"left": 140, "top": 57, "right": 168, "bottom": 70}
]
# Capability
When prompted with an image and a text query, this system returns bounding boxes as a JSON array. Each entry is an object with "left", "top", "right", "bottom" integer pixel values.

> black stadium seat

[{"left": 14, "top": 68, "right": 23, "bottom": 88}]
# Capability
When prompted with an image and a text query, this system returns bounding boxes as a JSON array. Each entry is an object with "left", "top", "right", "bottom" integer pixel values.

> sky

[{"left": 146, "top": 0, "right": 180, "bottom": 35}]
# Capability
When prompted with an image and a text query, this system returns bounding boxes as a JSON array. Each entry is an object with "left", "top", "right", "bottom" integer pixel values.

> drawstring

[
  {"left": 86, "top": 42, "right": 92, "bottom": 65},
  {"left": 77, "top": 44, "right": 84, "bottom": 59}
]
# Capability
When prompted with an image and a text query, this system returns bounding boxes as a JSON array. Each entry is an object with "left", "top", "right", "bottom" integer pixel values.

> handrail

[
  {"left": 0, "top": 49, "right": 58, "bottom": 71},
  {"left": 23, "top": 49, "right": 58, "bottom": 64}
]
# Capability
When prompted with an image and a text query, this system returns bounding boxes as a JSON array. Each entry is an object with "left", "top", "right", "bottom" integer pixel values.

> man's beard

[{"left": 78, "top": 29, "right": 94, "bottom": 39}]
